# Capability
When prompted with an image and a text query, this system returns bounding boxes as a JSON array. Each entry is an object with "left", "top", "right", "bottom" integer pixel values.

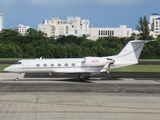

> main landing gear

[
  {"left": 80, "top": 77, "right": 87, "bottom": 82},
  {"left": 78, "top": 74, "right": 92, "bottom": 82}
]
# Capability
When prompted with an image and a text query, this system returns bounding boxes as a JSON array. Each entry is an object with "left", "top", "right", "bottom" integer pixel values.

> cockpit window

[{"left": 14, "top": 61, "right": 22, "bottom": 65}]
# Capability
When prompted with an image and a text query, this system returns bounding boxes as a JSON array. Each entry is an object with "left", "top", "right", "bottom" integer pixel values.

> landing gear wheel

[
  {"left": 15, "top": 78, "right": 19, "bottom": 81},
  {"left": 80, "top": 77, "right": 86, "bottom": 82}
]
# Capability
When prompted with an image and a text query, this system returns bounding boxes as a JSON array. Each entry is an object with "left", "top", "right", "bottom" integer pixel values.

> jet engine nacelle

[{"left": 83, "top": 57, "right": 107, "bottom": 66}]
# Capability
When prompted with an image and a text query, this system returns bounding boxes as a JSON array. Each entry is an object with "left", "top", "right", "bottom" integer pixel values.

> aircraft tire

[
  {"left": 15, "top": 78, "right": 19, "bottom": 81},
  {"left": 80, "top": 77, "right": 86, "bottom": 82}
]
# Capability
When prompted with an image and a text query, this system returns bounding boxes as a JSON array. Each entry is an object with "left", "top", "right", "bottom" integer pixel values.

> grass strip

[
  {"left": 110, "top": 65, "right": 160, "bottom": 72},
  {"left": 0, "top": 64, "right": 11, "bottom": 72}
]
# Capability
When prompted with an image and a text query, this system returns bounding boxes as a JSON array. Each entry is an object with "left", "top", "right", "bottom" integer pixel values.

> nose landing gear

[
  {"left": 15, "top": 77, "right": 19, "bottom": 81},
  {"left": 15, "top": 73, "right": 21, "bottom": 81}
]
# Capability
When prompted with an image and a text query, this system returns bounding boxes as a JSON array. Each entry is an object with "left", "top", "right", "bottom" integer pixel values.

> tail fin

[{"left": 116, "top": 40, "right": 150, "bottom": 62}]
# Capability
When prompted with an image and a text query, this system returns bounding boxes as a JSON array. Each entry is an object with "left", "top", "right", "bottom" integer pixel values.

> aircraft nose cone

[
  {"left": 4, "top": 67, "right": 10, "bottom": 72},
  {"left": 4, "top": 68, "right": 8, "bottom": 71}
]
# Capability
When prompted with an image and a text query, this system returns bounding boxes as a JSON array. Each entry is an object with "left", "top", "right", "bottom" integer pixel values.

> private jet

[{"left": 4, "top": 40, "right": 152, "bottom": 81}]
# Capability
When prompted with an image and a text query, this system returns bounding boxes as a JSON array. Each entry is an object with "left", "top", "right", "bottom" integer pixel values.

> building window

[
  {"left": 74, "top": 30, "right": 78, "bottom": 34},
  {"left": 110, "top": 31, "right": 112, "bottom": 36},
  {"left": 51, "top": 64, "right": 54, "bottom": 67},
  {"left": 44, "top": 64, "right": 47, "bottom": 67},
  {"left": 112, "top": 31, "right": 114, "bottom": 35},
  {"left": 108, "top": 31, "right": 110, "bottom": 35},
  {"left": 103, "top": 31, "right": 105, "bottom": 35},
  {"left": 99, "top": 31, "right": 101, "bottom": 35},
  {"left": 58, "top": 63, "right": 61, "bottom": 66}
]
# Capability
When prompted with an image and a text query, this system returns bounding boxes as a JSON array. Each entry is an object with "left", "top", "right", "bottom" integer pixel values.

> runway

[
  {"left": 0, "top": 73, "right": 160, "bottom": 120},
  {"left": 1, "top": 78, "right": 160, "bottom": 93}
]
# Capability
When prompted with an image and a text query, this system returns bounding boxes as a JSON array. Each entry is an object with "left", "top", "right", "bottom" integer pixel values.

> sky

[{"left": 0, "top": 0, "right": 160, "bottom": 30}]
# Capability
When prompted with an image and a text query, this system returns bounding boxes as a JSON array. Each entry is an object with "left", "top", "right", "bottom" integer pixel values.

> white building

[
  {"left": 89, "top": 25, "right": 132, "bottom": 40},
  {"left": 0, "top": 13, "right": 4, "bottom": 31},
  {"left": 149, "top": 13, "right": 160, "bottom": 37},
  {"left": 15, "top": 24, "right": 30, "bottom": 36},
  {"left": 38, "top": 17, "right": 90, "bottom": 38}
]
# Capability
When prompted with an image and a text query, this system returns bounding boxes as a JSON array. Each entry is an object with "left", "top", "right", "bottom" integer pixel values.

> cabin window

[
  {"left": 58, "top": 63, "right": 61, "bottom": 66},
  {"left": 65, "top": 63, "right": 68, "bottom": 66},
  {"left": 72, "top": 63, "right": 75, "bottom": 66},
  {"left": 44, "top": 64, "right": 47, "bottom": 67},
  {"left": 51, "top": 64, "right": 54, "bottom": 67},
  {"left": 36, "top": 64, "right": 40, "bottom": 67}
]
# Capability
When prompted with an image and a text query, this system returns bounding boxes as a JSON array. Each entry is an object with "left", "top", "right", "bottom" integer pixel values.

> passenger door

[{"left": 23, "top": 62, "right": 29, "bottom": 72}]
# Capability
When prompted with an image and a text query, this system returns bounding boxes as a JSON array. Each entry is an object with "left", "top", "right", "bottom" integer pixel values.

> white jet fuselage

[{"left": 4, "top": 57, "right": 136, "bottom": 73}]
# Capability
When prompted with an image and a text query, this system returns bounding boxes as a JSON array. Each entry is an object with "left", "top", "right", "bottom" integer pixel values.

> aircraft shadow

[{"left": 2, "top": 77, "right": 123, "bottom": 83}]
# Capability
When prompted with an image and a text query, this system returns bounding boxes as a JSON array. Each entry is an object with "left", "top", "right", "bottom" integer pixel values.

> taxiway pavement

[{"left": 0, "top": 73, "right": 160, "bottom": 120}]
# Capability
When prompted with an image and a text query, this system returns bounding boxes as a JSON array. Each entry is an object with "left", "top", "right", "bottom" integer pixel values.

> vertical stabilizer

[{"left": 116, "top": 40, "right": 148, "bottom": 62}]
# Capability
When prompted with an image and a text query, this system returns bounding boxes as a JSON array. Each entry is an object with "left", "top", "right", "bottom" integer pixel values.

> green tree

[
  {"left": 0, "top": 29, "right": 21, "bottom": 43},
  {"left": 37, "top": 30, "right": 47, "bottom": 37},
  {"left": 136, "top": 16, "right": 150, "bottom": 40},
  {"left": 129, "top": 33, "right": 138, "bottom": 40},
  {"left": 156, "top": 35, "right": 160, "bottom": 41},
  {"left": 25, "top": 28, "right": 38, "bottom": 37},
  {"left": 0, "top": 43, "right": 22, "bottom": 58}
]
